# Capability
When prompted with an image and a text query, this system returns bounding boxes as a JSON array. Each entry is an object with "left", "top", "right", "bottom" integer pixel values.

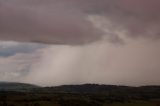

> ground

[{"left": 0, "top": 92, "right": 159, "bottom": 106}]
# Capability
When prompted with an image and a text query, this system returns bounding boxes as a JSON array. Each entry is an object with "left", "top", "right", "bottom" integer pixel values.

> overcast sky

[{"left": 0, "top": 0, "right": 160, "bottom": 86}]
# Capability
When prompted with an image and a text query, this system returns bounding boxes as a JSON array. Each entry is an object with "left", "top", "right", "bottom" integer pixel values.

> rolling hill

[{"left": 0, "top": 82, "right": 40, "bottom": 92}]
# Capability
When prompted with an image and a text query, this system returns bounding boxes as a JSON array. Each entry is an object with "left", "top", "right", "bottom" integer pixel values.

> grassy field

[
  {"left": 104, "top": 101, "right": 158, "bottom": 106},
  {"left": 0, "top": 92, "right": 159, "bottom": 106}
]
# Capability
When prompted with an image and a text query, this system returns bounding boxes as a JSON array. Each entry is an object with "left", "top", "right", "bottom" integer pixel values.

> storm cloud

[
  {"left": 0, "top": 1, "right": 160, "bottom": 86},
  {"left": 1, "top": 39, "right": 160, "bottom": 86},
  {"left": 0, "top": 0, "right": 160, "bottom": 44}
]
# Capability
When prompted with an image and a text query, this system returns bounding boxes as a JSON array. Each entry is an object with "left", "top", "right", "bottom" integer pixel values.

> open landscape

[
  {"left": 0, "top": 82, "right": 160, "bottom": 106},
  {"left": 0, "top": 0, "right": 160, "bottom": 106}
]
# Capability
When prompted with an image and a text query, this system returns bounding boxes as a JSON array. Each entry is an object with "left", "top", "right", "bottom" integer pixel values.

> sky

[{"left": 0, "top": 0, "right": 160, "bottom": 86}]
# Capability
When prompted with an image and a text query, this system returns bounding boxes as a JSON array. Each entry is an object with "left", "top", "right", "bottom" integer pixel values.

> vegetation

[
  {"left": 0, "top": 92, "right": 159, "bottom": 106},
  {"left": 0, "top": 82, "right": 160, "bottom": 106}
]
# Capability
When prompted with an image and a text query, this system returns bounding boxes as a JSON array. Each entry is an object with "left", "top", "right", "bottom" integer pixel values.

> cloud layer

[
  {"left": 0, "top": 39, "right": 160, "bottom": 86},
  {"left": 0, "top": 0, "right": 160, "bottom": 44},
  {"left": 0, "top": 1, "right": 160, "bottom": 86}
]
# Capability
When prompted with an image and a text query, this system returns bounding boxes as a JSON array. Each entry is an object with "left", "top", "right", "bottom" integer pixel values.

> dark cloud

[
  {"left": 0, "top": 0, "right": 102, "bottom": 44},
  {"left": 0, "top": 0, "right": 160, "bottom": 44},
  {"left": 0, "top": 0, "right": 160, "bottom": 86},
  {"left": 111, "top": 0, "right": 160, "bottom": 39}
]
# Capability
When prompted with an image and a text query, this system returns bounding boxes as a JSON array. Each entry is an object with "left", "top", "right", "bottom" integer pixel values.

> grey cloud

[
  {"left": 0, "top": 0, "right": 102, "bottom": 44},
  {"left": 1, "top": 0, "right": 160, "bottom": 86},
  {"left": 0, "top": 0, "right": 160, "bottom": 44},
  {"left": 22, "top": 39, "right": 160, "bottom": 86},
  {"left": 0, "top": 37, "right": 160, "bottom": 86}
]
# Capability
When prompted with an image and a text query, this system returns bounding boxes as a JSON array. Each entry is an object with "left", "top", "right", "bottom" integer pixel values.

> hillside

[
  {"left": 0, "top": 82, "right": 40, "bottom": 92},
  {"left": 0, "top": 82, "right": 160, "bottom": 106},
  {"left": 0, "top": 82, "right": 160, "bottom": 100}
]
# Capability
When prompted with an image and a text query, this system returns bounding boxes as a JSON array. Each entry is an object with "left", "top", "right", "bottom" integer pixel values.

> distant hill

[
  {"left": 0, "top": 82, "right": 40, "bottom": 92},
  {"left": 43, "top": 84, "right": 160, "bottom": 93},
  {"left": 0, "top": 82, "right": 160, "bottom": 100},
  {"left": 0, "top": 83, "right": 160, "bottom": 106},
  {"left": 43, "top": 84, "right": 130, "bottom": 93},
  {"left": 41, "top": 84, "right": 160, "bottom": 100}
]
